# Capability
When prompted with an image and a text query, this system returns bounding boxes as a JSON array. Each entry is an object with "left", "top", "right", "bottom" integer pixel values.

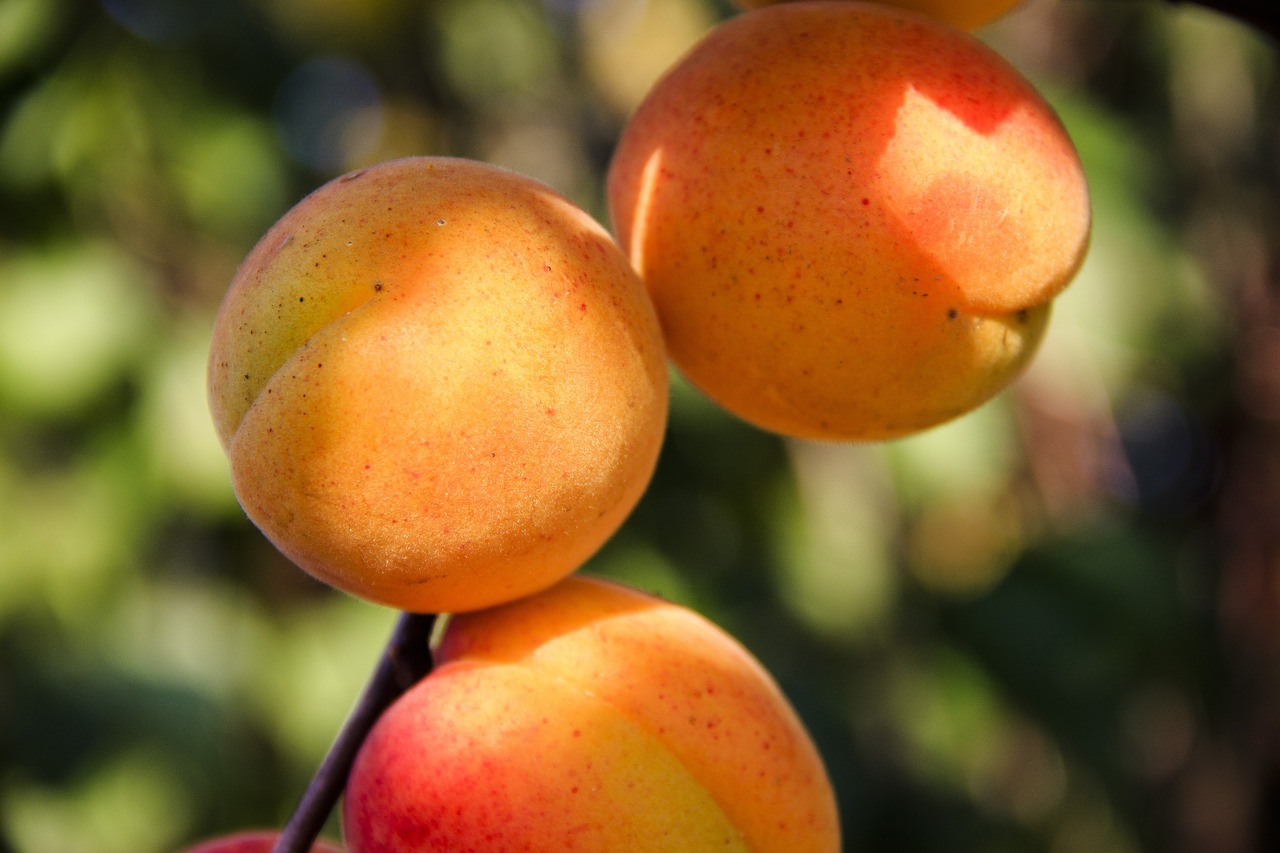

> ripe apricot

[
  {"left": 208, "top": 158, "right": 668, "bottom": 613},
  {"left": 342, "top": 575, "right": 840, "bottom": 852},
  {"left": 733, "top": 0, "right": 1027, "bottom": 30},
  {"left": 608, "top": 1, "right": 1089, "bottom": 441}
]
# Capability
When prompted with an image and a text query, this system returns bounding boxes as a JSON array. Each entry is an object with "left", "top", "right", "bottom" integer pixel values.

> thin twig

[{"left": 272, "top": 611, "right": 438, "bottom": 853}]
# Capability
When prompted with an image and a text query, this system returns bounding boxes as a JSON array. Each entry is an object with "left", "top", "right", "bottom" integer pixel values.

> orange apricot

[
  {"left": 608, "top": 1, "right": 1089, "bottom": 441},
  {"left": 208, "top": 158, "right": 668, "bottom": 613},
  {"left": 342, "top": 575, "right": 840, "bottom": 852}
]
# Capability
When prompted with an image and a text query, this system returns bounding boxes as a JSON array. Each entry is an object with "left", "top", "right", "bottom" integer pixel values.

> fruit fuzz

[
  {"left": 342, "top": 576, "right": 840, "bottom": 852},
  {"left": 608, "top": 1, "right": 1090, "bottom": 441},
  {"left": 207, "top": 157, "right": 668, "bottom": 614}
]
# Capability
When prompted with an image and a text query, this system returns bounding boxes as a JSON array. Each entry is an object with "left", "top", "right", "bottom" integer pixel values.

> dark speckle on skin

[
  {"left": 947, "top": 308, "right": 958, "bottom": 319},
  {"left": 374, "top": 281, "right": 384, "bottom": 292},
  {"left": 1016, "top": 309, "right": 1030, "bottom": 323}
]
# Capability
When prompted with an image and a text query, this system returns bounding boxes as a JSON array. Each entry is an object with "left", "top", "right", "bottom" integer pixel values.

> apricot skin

[
  {"left": 607, "top": 1, "right": 1089, "bottom": 441},
  {"left": 176, "top": 831, "right": 342, "bottom": 853},
  {"left": 342, "top": 576, "right": 840, "bottom": 852},
  {"left": 208, "top": 158, "right": 668, "bottom": 613},
  {"left": 733, "top": 0, "right": 1026, "bottom": 30}
]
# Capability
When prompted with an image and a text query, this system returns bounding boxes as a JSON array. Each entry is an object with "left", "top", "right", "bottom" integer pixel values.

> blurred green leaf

[
  {"left": 0, "top": 0, "right": 68, "bottom": 82},
  {"left": 0, "top": 241, "right": 157, "bottom": 420}
]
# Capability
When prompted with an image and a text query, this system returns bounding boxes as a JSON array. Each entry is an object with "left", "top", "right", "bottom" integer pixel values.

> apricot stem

[{"left": 272, "top": 611, "right": 438, "bottom": 853}]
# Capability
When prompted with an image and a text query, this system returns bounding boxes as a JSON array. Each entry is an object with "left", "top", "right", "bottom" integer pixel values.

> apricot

[
  {"left": 176, "top": 830, "right": 343, "bottom": 853},
  {"left": 608, "top": 1, "right": 1089, "bottom": 441},
  {"left": 733, "top": 0, "right": 1026, "bottom": 30},
  {"left": 208, "top": 158, "right": 668, "bottom": 613},
  {"left": 342, "top": 575, "right": 840, "bottom": 852}
]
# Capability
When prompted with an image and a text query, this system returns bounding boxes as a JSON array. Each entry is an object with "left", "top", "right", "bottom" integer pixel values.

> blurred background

[{"left": 1, "top": 0, "right": 1278, "bottom": 850}]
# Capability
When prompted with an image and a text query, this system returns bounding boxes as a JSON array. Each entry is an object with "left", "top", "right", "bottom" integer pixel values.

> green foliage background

[{"left": 1, "top": 0, "right": 1278, "bottom": 850}]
